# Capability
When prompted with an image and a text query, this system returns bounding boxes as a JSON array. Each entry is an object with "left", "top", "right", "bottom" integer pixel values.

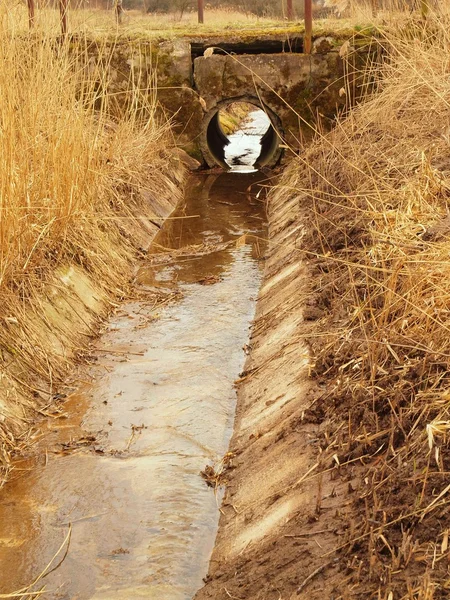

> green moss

[
  {"left": 71, "top": 18, "right": 381, "bottom": 44},
  {"left": 154, "top": 50, "right": 185, "bottom": 86},
  {"left": 183, "top": 145, "right": 203, "bottom": 162}
]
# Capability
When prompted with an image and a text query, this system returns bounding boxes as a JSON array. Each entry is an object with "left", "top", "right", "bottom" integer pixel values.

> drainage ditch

[{"left": 0, "top": 115, "right": 270, "bottom": 599}]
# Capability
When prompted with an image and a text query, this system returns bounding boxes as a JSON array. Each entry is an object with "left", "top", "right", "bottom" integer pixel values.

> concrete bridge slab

[{"left": 82, "top": 32, "right": 379, "bottom": 169}]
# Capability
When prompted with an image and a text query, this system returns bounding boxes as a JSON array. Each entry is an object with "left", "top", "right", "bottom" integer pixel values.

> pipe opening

[{"left": 203, "top": 100, "right": 282, "bottom": 172}]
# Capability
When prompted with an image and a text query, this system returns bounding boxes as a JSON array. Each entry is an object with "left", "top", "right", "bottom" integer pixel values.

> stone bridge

[{"left": 89, "top": 32, "right": 377, "bottom": 168}]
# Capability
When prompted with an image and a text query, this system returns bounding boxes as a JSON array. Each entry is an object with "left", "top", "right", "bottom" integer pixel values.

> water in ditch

[{"left": 0, "top": 167, "right": 267, "bottom": 599}]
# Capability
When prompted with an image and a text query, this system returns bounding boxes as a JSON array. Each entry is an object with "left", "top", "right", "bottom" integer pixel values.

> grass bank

[
  {"left": 218, "top": 101, "right": 256, "bottom": 135},
  {"left": 0, "top": 28, "right": 184, "bottom": 484},
  {"left": 1, "top": 4, "right": 379, "bottom": 40},
  {"left": 273, "top": 14, "right": 450, "bottom": 598}
]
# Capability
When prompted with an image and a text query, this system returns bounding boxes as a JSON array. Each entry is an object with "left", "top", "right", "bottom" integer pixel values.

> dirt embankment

[
  {"left": 195, "top": 168, "right": 346, "bottom": 600},
  {"left": 0, "top": 50, "right": 187, "bottom": 485},
  {"left": 0, "top": 34, "right": 188, "bottom": 483},
  {"left": 0, "top": 165, "right": 184, "bottom": 482},
  {"left": 196, "top": 19, "right": 450, "bottom": 600}
]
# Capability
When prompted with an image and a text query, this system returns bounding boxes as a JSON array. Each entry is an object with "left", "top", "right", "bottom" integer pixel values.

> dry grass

[
  {"left": 219, "top": 101, "right": 256, "bottom": 134},
  {"left": 0, "top": 4, "right": 298, "bottom": 37},
  {"left": 274, "top": 9, "right": 450, "bottom": 598},
  {"left": 1, "top": 0, "right": 434, "bottom": 40},
  {"left": 0, "top": 1, "right": 381, "bottom": 39},
  {"left": 0, "top": 13, "right": 183, "bottom": 482}
]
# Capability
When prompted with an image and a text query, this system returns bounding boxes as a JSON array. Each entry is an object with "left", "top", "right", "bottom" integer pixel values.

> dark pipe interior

[
  {"left": 206, "top": 107, "right": 279, "bottom": 170},
  {"left": 191, "top": 38, "right": 303, "bottom": 60},
  {"left": 254, "top": 124, "right": 279, "bottom": 169},
  {"left": 206, "top": 112, "right": 230, "bottom": 169}
]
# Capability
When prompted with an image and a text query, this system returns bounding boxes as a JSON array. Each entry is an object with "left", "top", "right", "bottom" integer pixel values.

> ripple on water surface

[{"left": 0, "top": 172, "right": 267, "bottom": 599}]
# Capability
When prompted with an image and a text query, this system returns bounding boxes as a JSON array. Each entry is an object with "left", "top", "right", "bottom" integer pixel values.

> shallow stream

[{"left": 0, "top": 168, "right": 267, "bottom": 598}]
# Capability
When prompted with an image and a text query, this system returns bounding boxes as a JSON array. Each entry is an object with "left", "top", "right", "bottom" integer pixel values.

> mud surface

[
  {"left": 194, "top": 176, "right": 347, "bottom": 600},
  {"left": 0, "top": 173, "right": 267, "bottom": 600}
]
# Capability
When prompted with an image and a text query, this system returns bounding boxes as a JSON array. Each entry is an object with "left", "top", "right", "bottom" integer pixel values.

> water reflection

[
  {"left": 0, "top": 173, "right": 267, "bottom": 600},
  {"left": 224, "top": 110, "right": 271, "bottom": 173}
]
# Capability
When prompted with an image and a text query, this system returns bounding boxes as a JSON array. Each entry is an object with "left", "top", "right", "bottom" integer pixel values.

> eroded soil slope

[
  {"left": 196, "top": 21, "right": 450, "bottom": 600},
  {"left": 195, "top": 181, "right": 352, "bottom": 600}
]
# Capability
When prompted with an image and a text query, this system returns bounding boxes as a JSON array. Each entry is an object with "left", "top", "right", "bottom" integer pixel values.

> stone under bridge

[{"left": 88, "top": 32, "right": 377, "bottom": 168}]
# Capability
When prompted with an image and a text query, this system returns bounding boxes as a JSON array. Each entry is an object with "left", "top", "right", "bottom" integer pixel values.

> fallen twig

[{"left": 297, "top": 559, "right": 335, "bottom": 593}]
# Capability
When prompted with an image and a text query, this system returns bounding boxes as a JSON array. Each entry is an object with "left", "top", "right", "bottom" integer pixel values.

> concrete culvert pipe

[{"left": 199, "top": 97, "right": 283, "bottom": 171}]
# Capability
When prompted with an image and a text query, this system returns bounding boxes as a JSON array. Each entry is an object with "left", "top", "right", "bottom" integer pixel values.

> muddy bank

[
  {"left": 193, "top": 165, "right": 436, "bottom": 600},
  {"left": 193, "top": 163, "right": 374, "bottom": 600},
  {"left": 196, "top": 23, "right": 450, "bottom": 600},
  {"left": 0, "top": 157, "right": 185, "bottom": 484},
  {"left": 194, "top": 173, "right": 341, "bottom": 600}
]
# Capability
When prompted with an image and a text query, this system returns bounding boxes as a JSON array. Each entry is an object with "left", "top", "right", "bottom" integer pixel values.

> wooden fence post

[
  {"left": 198, "top": 0, "right": 204, "bottom": 24},
  {"left": 371, "top": 0, "right": 378, "bottom": 17},
  {"left": 287, "top": 0, "right": 294, "bottom": 20},
  {"left": 27, "top": 0, "right": 35, "bottom": 29},
  {"left": 304, "top": 0, "right": 312, "bottom": 54},
  {"left": 59, "top": 0, "right": 68, "bottom": 35},
  {"left": 115, "top": 0, "right": 124, "bottom": 25}
]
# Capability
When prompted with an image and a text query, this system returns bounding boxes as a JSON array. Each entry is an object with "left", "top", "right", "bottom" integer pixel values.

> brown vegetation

[
  {"left": 218, "top": 101, "right": 256, "bottom": 135},
  {"left": 2, "top": 1, "right": 378, "bottom": 39},
  {"left": 0, "top": 26, "right": 184, "bottom": 484},
  {"left": 273, "top": 13, "right": 450, "bottom": 598}
]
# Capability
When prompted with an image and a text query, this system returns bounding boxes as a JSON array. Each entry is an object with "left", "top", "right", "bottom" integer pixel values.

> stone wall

[
  {"left": 194, "top": 50, "right": 344, "bottom": 154},
  {"left": 82, "top": 34, "right": 379, "bottom": 166}
]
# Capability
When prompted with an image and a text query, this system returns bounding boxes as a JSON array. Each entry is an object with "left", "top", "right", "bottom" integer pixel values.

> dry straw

[
  {"left": 273, "top": 7, "right": 450, "bottom": 598},
  {"left": 0, "top": 2, "right": 182, "bottom": 484}
]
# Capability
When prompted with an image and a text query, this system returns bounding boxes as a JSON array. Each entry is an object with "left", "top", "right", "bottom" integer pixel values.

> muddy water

[{"left": 0, "top": 173, "right": 266, "bottom": 599}]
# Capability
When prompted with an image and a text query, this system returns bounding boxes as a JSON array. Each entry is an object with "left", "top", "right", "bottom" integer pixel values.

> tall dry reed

[
  {"left": 0, "top": 12, "right": 182, "bottom": 481},
  {"left": 0, "top": 27, "right": 168, "bottom": 292},
  {"left": 274, "top": 9, "right": 450, "bottom": 598}
]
